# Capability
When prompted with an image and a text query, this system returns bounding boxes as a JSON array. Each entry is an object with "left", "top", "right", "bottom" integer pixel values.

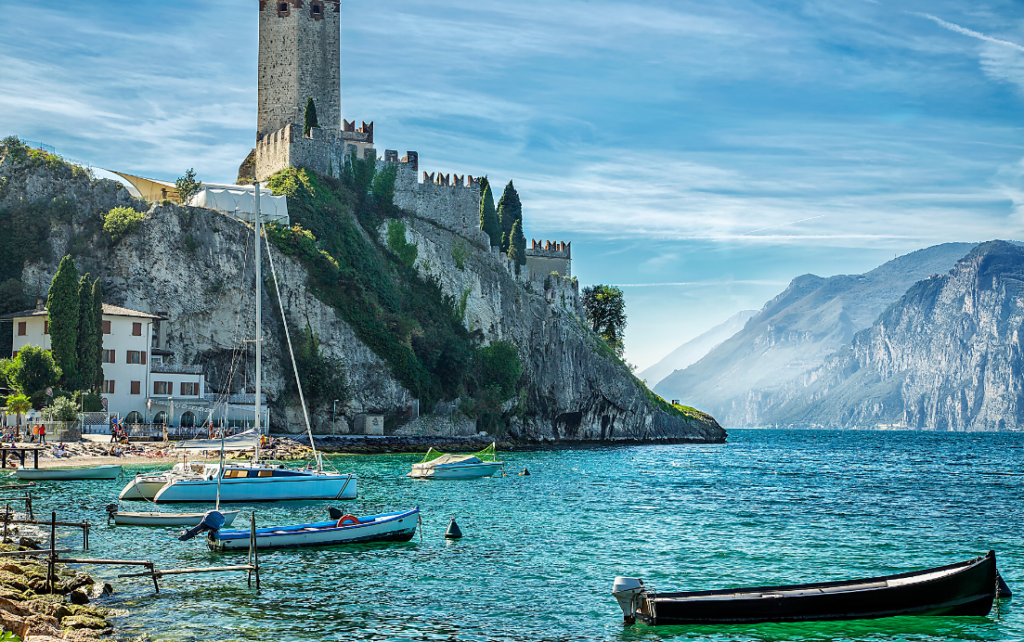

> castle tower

[{"left": 257, "top": 0, "right": 341, "bottom": 139}]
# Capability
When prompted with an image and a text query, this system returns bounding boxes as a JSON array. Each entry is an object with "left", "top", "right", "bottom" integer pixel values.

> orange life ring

[{"left": 336, "top": 515, "right": 360, "bottom": 527}]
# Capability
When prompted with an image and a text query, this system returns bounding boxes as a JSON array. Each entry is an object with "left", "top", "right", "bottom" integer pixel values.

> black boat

[{"left": 612, "top": 551, "right": 999, "bottom": 625}]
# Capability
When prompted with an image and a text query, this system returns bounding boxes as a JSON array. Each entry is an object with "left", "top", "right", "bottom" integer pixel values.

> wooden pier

[
  {"left": 40, "top": 511, "right": 261, "bottom": 594},
  {"left": 0, "top": 446, "right": 45, "bottom": 469}
]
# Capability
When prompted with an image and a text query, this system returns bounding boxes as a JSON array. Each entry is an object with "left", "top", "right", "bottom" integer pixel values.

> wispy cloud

[{"left": 914, "top": 12, "right": 1024, "bottom": 53}]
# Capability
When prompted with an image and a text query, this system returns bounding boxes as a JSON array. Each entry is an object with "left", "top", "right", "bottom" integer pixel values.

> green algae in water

[{"left": 22, "top": 429, "right": 1024, "bottom": 641}]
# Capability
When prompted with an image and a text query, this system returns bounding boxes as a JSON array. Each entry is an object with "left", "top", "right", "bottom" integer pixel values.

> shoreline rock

[{"left": 0, "top": 541, "right": 117, "bottom": 640}]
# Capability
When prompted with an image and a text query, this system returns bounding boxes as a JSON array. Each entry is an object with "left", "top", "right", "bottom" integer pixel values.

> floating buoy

[
  {"left": 445, "top": 517, "right": 463, "bottom": 539},
  {"left": 520, "top": 467, "right": 530, "bottom": 476}
]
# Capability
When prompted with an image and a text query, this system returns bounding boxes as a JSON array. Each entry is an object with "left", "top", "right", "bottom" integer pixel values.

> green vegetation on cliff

[{"left": 264, "top": 166, "right": 521, "bottom": 412}]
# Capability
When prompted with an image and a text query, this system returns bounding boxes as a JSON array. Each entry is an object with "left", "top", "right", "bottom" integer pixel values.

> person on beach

[{"left": 38, "top": 424, "right": 45, "bottom": 444}]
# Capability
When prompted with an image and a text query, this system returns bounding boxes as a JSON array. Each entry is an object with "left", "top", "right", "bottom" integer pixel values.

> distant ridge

[
  {"left": 654, "top": 242, "right": 977, "bottom": 427},
  {"left": 767, "top": 241, "right": 1024, "bottom": 430},
  {"left": 640, "top": 310, "right": 756, "bottom": 388}
]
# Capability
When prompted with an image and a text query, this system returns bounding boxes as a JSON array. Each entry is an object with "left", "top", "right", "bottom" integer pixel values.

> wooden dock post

[
  {"left": 47, "top": 511, "right": 56, "bottom": 594},
  {"left": 246, "top": 512, "right": 260, "bottom": 591}
]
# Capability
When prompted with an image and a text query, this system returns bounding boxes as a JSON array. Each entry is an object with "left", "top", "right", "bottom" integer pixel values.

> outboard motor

[
  {"left": 612, "top": 577, "right": 645, "bottom": 625},
  {"left": 178, "top": 510, "right": 227, "bottom": 541}
]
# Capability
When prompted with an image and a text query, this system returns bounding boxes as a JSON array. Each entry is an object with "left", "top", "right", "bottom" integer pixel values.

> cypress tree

[
  {"left": 304, "top": 97, "right": 319, "bottom": 137},
  {"left": 510, "top": 218, "right": 527, "bottom": 266},
  {"left": 77, "top": 274, "right": 100, "bottom": 391},
  {"left": 46, "top": 255, "right": 79, "bottom": 388},
  {"left": 496, "top": 180, "right": 522, "bottom": 253},
  {"left": 479, "top": 182, "right": 500, "bottom": 248},
  {"left": 91, "top": 278, "right": 104, "bottom": 391}
]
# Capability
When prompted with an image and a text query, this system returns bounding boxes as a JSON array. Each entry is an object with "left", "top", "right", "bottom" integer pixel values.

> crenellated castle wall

[
  {"left": 387, "top": 152, "right": 491, "bottom": 249},
  {"left": 526, "top": 239, "right": 572, "bottom": 280},
  {"left": 255, "top": 123, "right": 373, "bottom": 182}
]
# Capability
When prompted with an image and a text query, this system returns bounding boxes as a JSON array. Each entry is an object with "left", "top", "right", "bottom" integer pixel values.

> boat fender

[
  {"left": 336, "top": 515, "right": 360, "bottom": 527},
  {"left": 445, "top": 517, "right": 463, "bottom": 539}
]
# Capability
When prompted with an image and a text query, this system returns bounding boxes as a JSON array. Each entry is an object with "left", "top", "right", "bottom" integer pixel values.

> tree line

[{"left": 1, "top": 255, "right": 105, "bottom": 420}]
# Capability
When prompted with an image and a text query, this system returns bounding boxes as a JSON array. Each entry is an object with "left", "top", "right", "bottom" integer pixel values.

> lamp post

[{"left": 332, "top": 400, "right": 339, "bottom": 435}]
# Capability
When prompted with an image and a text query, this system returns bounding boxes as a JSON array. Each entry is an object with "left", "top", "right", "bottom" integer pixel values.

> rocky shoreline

[
  {"left": 294, "top": 434, "right": 726, "bottom": 454},
  {"left": 0, "top": 538, "right": 117, "bottom": 641}
]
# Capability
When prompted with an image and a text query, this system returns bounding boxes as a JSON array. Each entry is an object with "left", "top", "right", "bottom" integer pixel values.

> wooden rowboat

[
  {"left": 15, "top": 465, "right": 122, "bottom": 480},
  {"left": 613, "top": 551, "right": 999, "bottom": 625},
  {"left": 207, "top": 507, "right": 420, "bottom": 552}
]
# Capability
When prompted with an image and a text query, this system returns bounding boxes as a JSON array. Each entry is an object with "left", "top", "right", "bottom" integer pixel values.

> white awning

[{"left": 189, "top": 185, "right": 289, "bottom": 225}]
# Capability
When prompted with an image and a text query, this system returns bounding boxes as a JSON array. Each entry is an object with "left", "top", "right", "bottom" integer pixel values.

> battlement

[
  {"left": 254, "top": 123, "right": 374, "bottom": 182},
  {"left": 342, "top": 120, "right": 373, "bottom": 144},
  {"left": 527, "top": 239, "right": 571, "bottom": 259}
]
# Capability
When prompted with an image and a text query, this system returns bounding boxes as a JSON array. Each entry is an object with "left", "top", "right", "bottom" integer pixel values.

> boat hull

[
  {"left": 631, "top": 552, "right": 997, "bottom": 625},
  {"left": 207, "top": 507, "right": 419, "bottom": 551},
  {"left": 407, "top": 462, "right": 503, "bottom": 479},
  {"left": 153, "top": 474, "right": 358, "bottom": 503},
  {"left": 15, "top": 465, "right": 122, "bottom": 480},
  {"left": 112, "top": 510, "right": 240, "bottom": 527},
  {"left": 119, "top": 476, "right": 174, "bottom": 500}
]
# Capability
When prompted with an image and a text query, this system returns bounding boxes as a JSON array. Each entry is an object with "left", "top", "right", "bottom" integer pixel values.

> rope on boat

[{"left": 259, "top": 216, "right": 320, "bottom": 466}]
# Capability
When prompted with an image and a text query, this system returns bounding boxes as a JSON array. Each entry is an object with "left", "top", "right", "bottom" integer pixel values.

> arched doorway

[
  {"left": 180, "top": 411, "right": 196, "bottom": 428},
  {"left": 153, "top": 412, "right": 167, "bottom": 425},
  {"left": 125, "top": 411, "right": 143, "bottom": 425}
]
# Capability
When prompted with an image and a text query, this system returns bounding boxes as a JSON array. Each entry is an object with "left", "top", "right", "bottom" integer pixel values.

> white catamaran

[{"left": 121, "top": 184, "right": 358, "bottom": 504}]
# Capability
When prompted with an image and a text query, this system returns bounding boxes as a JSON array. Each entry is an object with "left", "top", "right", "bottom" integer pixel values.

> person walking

[{"left": 38, "top": 424, "right": 46, "bottom": 445}]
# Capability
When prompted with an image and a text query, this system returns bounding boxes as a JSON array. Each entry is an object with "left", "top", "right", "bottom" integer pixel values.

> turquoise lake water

[{"left": 14, "top": 429, "right": 1023, "bottom": 641}]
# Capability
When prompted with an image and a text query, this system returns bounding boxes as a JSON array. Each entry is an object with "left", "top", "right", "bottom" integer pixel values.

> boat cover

[
  {"left": 172, "top": 429, "right": 258, "bottom": 451},
  {"left": 413, "top": 443, "right": 498, "bottom": 470}
]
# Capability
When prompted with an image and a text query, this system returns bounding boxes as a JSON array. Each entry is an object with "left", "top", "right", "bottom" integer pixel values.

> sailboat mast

[{"left": 254, "top": 182, "right": 262, "bottom": 463}]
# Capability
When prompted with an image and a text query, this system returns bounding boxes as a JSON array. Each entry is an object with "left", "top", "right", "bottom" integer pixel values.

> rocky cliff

[
  {"left": 654, "top": 243, "right": 976, "bottom": 427},
  {"left": 765, "top": 241, "right": 1024, "bottom": 431},
  {"left": 0, "top": 150, "right": 725, "bottom": 443}
]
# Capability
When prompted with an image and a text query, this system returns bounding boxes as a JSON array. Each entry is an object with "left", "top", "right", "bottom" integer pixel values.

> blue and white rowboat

[{"left": 206, "top": 507, "right": 420, "bottom": 552}]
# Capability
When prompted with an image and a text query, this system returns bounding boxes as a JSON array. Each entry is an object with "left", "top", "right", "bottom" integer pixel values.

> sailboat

[{"left": 150, "top": 182, "right": 358, "bottom": 504}]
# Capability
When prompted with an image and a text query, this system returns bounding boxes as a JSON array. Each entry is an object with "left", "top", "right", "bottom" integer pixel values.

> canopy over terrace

[{"left": 107, "top": 171, "right": 289, "bottom": 225}]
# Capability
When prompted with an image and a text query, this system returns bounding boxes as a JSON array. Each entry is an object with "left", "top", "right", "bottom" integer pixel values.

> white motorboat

[
  {"left": 15, "top": 465, "right": 122, "bottom": 481},
  {"left": 408, "top": 443, "right": 503, "bottom": 479},
  {"left": 206, "top": 507, "right": 419, "bottom": 552},
  {"left": 109, "top": 509, "right": 241, "bottom": 527}
]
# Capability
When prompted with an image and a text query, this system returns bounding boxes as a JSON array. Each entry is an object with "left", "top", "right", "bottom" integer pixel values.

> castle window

[
  {"left": 310, "top": 1, "right": 324, "bottom": 19},
  {"left": 277, "top": 2, "right": 289, "bottom": 15}
]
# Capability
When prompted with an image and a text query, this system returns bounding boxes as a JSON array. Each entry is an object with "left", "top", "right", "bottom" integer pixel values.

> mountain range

[{"left": 654, "top": 242, "right": 985, "bottom": 429}]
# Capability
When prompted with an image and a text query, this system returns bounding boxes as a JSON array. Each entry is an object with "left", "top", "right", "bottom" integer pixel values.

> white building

[{"left": 2, "top": 303, "right": 266, "bottom": 430}]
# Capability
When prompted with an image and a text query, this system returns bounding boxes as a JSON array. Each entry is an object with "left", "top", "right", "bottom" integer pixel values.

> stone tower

[{"left": 257, "top": 0, "right": 341, "bottom": 139}]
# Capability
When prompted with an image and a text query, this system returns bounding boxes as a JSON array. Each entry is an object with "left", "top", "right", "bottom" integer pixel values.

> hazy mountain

[
  {"left": 654, "top": 242, "right": 977, "bottom": 427},
  {"left": 640, "top": 310, "right": 757, "bottom": 388},
  {"left": 766, "top": 241, "right": 1024, "bottom": 430}
]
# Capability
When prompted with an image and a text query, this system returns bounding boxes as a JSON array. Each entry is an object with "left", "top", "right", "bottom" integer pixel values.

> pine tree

[
  {"left": 479, "top": 181, "right": 500, "bottom": 248},
  {"left": 496, "top": 180, "right": 522, "bottom": 253},
  {"left": 46, "top": 255, "right": 79, "bottom": 388},
  {"left": 77, "top": 274, "right": 100, "bottom": 391},
  {"left": 90, "top": 279, "right": 104, "bottom": 391},
  {"left": 304, "top": 97, "right": 319, "bottom": 137}
]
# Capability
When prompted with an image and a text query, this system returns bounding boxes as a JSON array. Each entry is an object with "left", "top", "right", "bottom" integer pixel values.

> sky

[{"left": 3, "top": 0, "right": 1024, "bottom": 370}]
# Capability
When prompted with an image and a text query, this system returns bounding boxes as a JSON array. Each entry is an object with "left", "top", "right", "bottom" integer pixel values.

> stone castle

[{"left": 247, "top": 0, "right": 572, "bottom": 284}]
